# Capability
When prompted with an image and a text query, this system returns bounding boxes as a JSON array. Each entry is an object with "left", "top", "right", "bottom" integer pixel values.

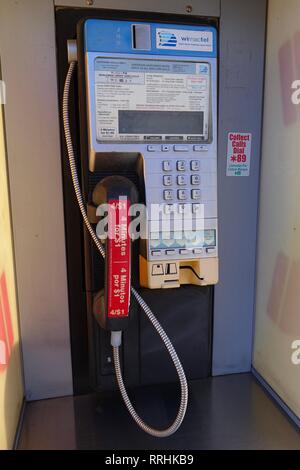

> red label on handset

[{"left": 107, "top": 199, "right": 130, "bottom": 318}]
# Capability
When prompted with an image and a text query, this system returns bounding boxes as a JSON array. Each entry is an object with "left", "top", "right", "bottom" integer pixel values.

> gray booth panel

[{"left": 213, "top": 0, "right": 267, "bottom": 375}]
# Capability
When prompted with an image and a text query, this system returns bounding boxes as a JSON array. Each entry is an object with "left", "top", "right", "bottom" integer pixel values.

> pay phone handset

[{"left": 63, "top": 19, "right": 218, "bottom": 437}]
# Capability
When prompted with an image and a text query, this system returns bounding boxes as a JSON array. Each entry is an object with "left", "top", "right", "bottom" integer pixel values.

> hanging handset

[{"left": 92, "top": 176, "right": 138, "bottom": 332}]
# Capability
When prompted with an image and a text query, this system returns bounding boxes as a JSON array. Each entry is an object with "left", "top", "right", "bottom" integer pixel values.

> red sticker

[
  {"left": 0, "top": 272, "right": 14, "bottom": 372},
  {"left": 107, "top": 199, "right": 131, "bottom": 318}
]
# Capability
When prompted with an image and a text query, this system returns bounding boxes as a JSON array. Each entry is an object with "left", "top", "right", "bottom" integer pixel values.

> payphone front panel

[{"left": 83, "top": 19, "right": 218, "bottom": 289}]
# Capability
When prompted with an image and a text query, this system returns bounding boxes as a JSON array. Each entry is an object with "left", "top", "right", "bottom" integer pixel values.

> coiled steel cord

[{"left": 63, "top": 61, "right": 188, "bottom": 437}]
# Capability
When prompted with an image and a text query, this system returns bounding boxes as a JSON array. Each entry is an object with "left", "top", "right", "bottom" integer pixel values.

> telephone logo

[{"left": 158, "top": 31, "right": 177, "bottom": 47}]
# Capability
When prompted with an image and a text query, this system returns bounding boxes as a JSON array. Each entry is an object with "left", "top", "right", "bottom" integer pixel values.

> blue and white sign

[{"left": 156, "top": 28, "right": 213, "bottom": 52}]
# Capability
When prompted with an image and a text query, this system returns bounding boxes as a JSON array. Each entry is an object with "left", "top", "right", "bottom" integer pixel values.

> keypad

[
  {"left": 161, "top": 157, "right": 203, "bottom": 203},
  {"left": 151, "top": 146, "right": 214, "bottom": 259}
]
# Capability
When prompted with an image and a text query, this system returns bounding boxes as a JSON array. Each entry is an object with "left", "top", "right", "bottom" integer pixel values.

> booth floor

[{"left": 17, "top": 373, "right": 300, "bottom": 450}]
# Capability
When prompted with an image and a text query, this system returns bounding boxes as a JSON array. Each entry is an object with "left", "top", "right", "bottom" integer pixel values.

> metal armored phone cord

[{"left": 63, "top": 61, "right": 188, "bottom": 438}]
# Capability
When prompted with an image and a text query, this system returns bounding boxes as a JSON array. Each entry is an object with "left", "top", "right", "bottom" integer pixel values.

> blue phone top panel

[{"left": 84, "top": 19, "right": 217, "bottom": 58}]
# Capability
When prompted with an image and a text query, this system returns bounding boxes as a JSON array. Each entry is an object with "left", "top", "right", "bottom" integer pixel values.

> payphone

[{"left": 63, "top": 18, "right": 218, "bottom": 437}]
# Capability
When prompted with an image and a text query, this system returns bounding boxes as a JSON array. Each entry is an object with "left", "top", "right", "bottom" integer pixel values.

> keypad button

[
  {"left": 192, "top": 203, "right": 202, "bottom": 214},
  {"left": 180, "top": 249, "right": 189, "bottom": 255},
  {"left": 178, "top": 189, "right": 188, "bottom": 200},
  {"left": 151, "top": 250, "right": 162, "bottom": 257},
  {"left": 163, "top": 161, "right": 172, "bottom": 172},
  {"left": 164, "top": 190, "right": 174, "bottom": 201},
  {"left": 166, "top": 250, "right": 176, "bottom": 255},
  {"left": 174, "top": 145, "right": 189, "bottom": 152},
  {"left": 177, "top": 175, "right": 187, "bottom": 186},
  {"left": 147, "top": 145, "right": 161, "bottom": 152},
  {"left": 191, "top": 189, "right": 201, "bottom": 200},
  {"left": 194, "top": 248, "right": 203, "bottom": 255},
  {"left": 194, "top": 145, "right": 208, "bottom": 152},
  {"left": 164, "top": 204, "right": 174, "bottom": 215},
  {"left": 162, "top": 145, "right": 170, "bottom": 152},
  {"left": 177, "top": 161, "right": 186, "bottom": 171},
  {"left": 191, "top": 174, "right": 201, "bottom": 185},
  {"left": 206, "top": 247, "right": 216, "bottom": 254},
  {"left": 190, "top": 160, "right": 200, "bottom": 171},
  {"left": 178, "top": 204, "right": 186, "bottom": 214},
  {"left": 163, "top": 175, "right": 173, "bottom": 186}
]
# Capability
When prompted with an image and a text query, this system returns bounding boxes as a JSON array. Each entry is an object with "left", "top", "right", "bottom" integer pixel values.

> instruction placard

[
  {"left": 94, "top": 58, "right": 210, "bottom": 142},
  {"left": 226, "top": 132, "right": 252, "bottom": 177}
]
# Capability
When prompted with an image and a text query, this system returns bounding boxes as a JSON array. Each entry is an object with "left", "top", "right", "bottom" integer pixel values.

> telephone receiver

[{"left": 91, "top": 176, "right": 138, "bottom": 331}]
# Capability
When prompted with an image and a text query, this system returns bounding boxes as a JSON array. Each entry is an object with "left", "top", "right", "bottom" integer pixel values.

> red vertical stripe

[
  {"left": 0, "top": 296, "right": 8, "bottom": 370},
  {"left": 0, "top": 272, "right": 14, "bottom": 371},
  {"left": 0, "top": 272, "right": 14, "bottom": 348}
]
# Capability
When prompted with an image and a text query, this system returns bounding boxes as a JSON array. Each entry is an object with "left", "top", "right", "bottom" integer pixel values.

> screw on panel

[
  {"left": 186, "top": 5, "right": 193, "bottom": 13},
  {"left": 86, "top": 0, "right": 94, "bottom": 5}
]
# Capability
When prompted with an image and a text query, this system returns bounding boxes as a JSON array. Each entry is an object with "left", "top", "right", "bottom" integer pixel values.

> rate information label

[
  {"left": 107, "top": 199, "right": 130, "bottom": 319},
  {"left": 226, "top": 132, "right": 252, "bottom": 177}
]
